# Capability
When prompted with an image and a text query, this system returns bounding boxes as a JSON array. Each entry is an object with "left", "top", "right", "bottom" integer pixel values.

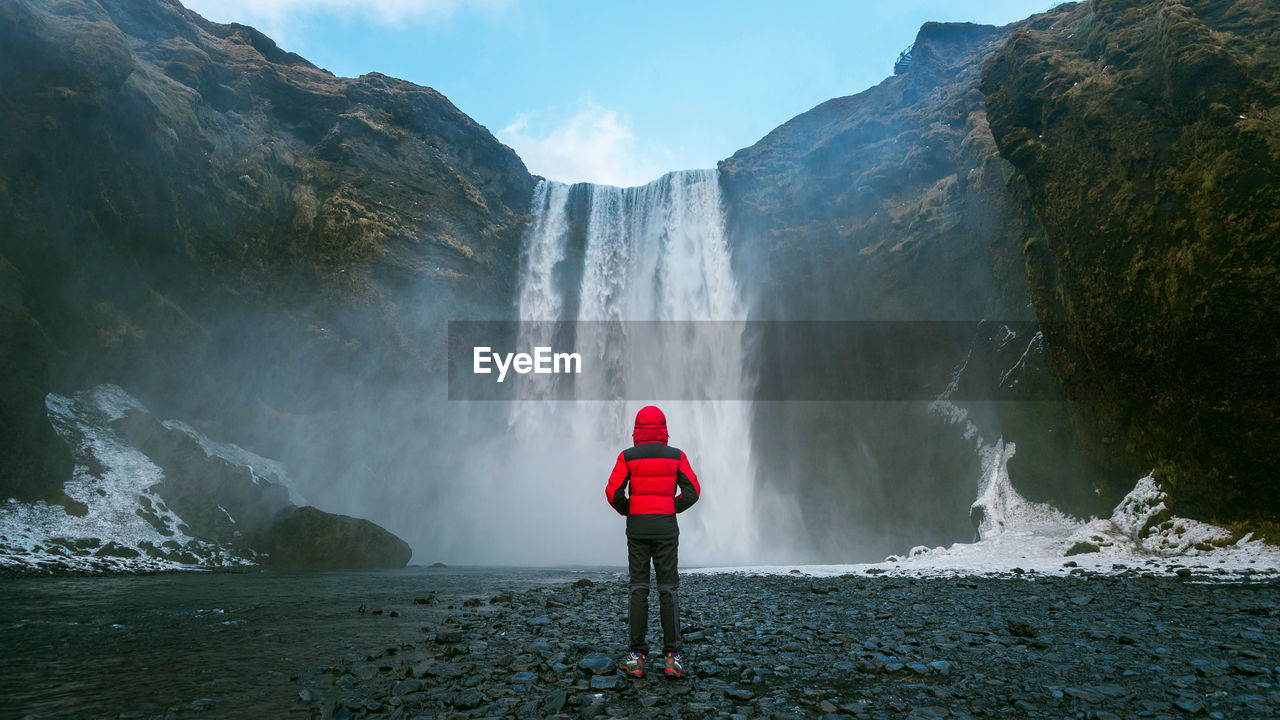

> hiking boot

[
  {"left": 619, "top": 651, "right": 645, "bottom": 677},
  {"left": 664, "top": 651, "right": 686, "bottom": 678}
]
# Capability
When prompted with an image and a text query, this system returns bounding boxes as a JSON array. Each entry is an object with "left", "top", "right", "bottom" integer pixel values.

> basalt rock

[
  {"left": 110, "top": 407, "right": 292, "bottom": 546},
  {"left": 981, "top": 0, "right": 1280, "bottom": 523},
  {"left": 719, "top": 18, "right": 1124, "bottom": 558},
  {"left": 0, "top": 254, "right": 76, "bottom": 510},
  {"left": 264, "top": 505, "right": 412, "bottom": 570},
  {"left": 0, "top": 0, "right": 535, "bottom": 501}
]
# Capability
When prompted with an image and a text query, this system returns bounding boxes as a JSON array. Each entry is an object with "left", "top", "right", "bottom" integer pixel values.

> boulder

[{"left": 264, "top": 505, "right": 411, "bottom": 570}]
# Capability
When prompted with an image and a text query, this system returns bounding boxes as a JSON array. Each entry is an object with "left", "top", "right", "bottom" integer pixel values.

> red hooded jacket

[{"left": 604, "top": 406, "right": 701, "bottom": 538}]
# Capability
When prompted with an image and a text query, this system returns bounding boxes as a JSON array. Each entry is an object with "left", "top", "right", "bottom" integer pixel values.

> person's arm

[
  {"left": 605, "top": 452, "right": 630, "bottom": 516},
  {"left": 674, "top": 451, "right": 700, "bottom": 512}
]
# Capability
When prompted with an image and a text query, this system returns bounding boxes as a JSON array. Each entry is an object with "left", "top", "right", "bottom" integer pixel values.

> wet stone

[
  {"left": 392, "top": 679, "right": 420, "bottom": 695},
  {"left": 291, "top": 571, "right": 1280, "bottom": 720},
  {"left": 1174, "top": 697, "right": 1205, "bottom": 713},
  {"left": 590, "top": 675, "right": 620, "bottom": 690},
  {"left": 1006, "top": 619, "right": 1037, "bottom": 638},
  {"left": 578, "top": 652, "right": 615, "bottom": 675},
  {"left": 452, "top": 688, "right": 485, "bottom": 710}
]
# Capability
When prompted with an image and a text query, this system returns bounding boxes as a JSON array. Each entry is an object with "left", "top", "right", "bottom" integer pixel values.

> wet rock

[
  {"left": 452, "top": 688, "right": 485, "bottom": 710},
  {"left": 297, "top": 688, "right": 322, "bottom": 704},
  {"left": 307, "top": 570, "right": 1280, "bottom": 720},
  {"left": 577, "top": 653, "right": 615, "bottom": 675},
  {"left": 1066, "top": 541, "right": 1101, "bottom": 556},
  {"left": 589, "top": 675, "right": 619, "bottom": 690},
  {"left": 1173, "top": 697, "right": 1205, "bottom": 713},
  {"left": 1006, "top": 619, "right": 1037, "bottom": 638},
  {"left": 696, "top": 660, "right": 721, "bottom": 676},
  {"left": 264, "top": 506, "right": 411, "bottom": 570},
  {"left": 391, "top": 679, "right": 420, "bottom": 695},
  {"left": 95, "top": 541, "right": 141, "bottom": 558},
  {"left": 572, "top": 578, "right": 595, "bottom": 588}
]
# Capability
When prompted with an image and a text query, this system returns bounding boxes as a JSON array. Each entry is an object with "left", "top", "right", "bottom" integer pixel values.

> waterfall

[{"left": 498, "top": 170, "right": 757, "bottom": 565}]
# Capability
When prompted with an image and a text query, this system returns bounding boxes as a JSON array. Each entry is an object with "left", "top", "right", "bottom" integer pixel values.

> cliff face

[
  {"left": 719, "top": 19, "right": 1128, "bottom": 559},
  {"left": 720, "top": 21, "right": 1040, "bottom": 322},
  {"left": 0, "top": 256, "right": 74, "bottom": 508},
  {"left": 982, "top": 0, "right": 1279, "bottom": 522},
  {"left": 0, "top": 0, "right": 535, "bottom": 504}
]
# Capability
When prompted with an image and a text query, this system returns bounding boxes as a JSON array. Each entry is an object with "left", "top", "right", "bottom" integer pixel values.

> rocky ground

[{"left": 285, "top": 570, "right": 1280, "bottom": 720}]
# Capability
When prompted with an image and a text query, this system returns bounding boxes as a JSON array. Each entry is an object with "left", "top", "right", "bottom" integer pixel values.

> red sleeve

[
  {"left": 674, "top": 451, "right": 700, "bottom": 512},
  {"left": 605, "top": 452, "right": 630, "bottom": 516}
]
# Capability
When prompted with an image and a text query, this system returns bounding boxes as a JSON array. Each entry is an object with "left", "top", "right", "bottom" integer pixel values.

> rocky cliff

[
  {"left": 718, "top": 19, "right": 1129, "bottom": 558},
  {"left": 981, "top": 0, "right": 1279, "bottom": 523},
  {"left": 0, "top": 384, "right": 411, "bottom": 571},
  {"left": 0, "top": 0, "right": 534, "bottom": 519},
  {"left": 4, "top": 0, "right": 1274, "bottom": 563},
  {"left": 721, "top": 21, "right": 1037, "bottom": 322}
]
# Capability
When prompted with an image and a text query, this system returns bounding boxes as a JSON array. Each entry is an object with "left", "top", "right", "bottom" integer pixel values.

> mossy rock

[{"left": 982, "top": 0, "right": 1280, "bottom": 523}]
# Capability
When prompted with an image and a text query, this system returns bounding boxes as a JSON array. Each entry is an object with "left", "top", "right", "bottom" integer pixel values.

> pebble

[
  {"left": 306, "top": 572, "right": 1278, "bottom": 720},
  {"left": 577, "top": 652, "right": 615, "bottom": 675},
  {"left": 590, "top": 675, "right": 619, "bottom": 690}
]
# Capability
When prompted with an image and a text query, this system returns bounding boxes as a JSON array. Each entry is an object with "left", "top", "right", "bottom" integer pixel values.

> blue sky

[{"left": 183, "top": 0, "right": 1059, "bottom": 186}]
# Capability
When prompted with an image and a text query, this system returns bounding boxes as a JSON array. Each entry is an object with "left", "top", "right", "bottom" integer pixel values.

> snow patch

[
  {"left": 0, "top": 386, "right": 262, "bottom": 573},
  {"left": 690, "top": 472, "right": 1279, "bottom": 581},
  {"left": 1063, "top": 474, "right": 1238, "bottom": 557}
]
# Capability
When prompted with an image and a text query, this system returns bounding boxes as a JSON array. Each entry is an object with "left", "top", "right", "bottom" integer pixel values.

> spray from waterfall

[{"left": 460, "top": 170, "right": 759, "bottom": 565}]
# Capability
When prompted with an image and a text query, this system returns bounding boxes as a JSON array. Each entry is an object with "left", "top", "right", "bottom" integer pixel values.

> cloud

[
  {"left": 499, "top": 103, "right": 675, "bottom": 188},
  {"left": 181, "top": 0, "right": 505, "bottom": 30}
]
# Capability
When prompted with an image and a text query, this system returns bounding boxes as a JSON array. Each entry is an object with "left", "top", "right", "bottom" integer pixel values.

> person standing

[{"left": 604, "top": 405, "right": 701, "bottom": 678}]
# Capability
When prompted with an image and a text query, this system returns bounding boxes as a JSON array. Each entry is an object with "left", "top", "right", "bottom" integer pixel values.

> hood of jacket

[{"left": 632, "top": 405, "right": 669, "bottom": 444}]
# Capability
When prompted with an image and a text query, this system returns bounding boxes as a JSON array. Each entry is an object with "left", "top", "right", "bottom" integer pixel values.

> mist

[
  {"left": 210, "top": 163, "right": 1076, "bottom": 568},
  {"left": 1, "top": 0, "right": 1120, "bottom": 571}
]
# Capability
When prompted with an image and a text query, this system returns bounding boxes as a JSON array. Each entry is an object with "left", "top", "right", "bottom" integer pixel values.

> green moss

[{"left": 983, "top": 0, "right": 1280, "bottom": 524}]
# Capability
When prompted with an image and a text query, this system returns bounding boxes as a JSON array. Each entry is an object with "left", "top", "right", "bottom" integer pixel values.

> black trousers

[{"left": 627, "top": 535, "right": 681, "bottom": 654}]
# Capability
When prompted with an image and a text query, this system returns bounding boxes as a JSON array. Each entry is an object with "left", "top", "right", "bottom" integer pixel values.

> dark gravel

[{"left": 294, "top": 572, "right": 1280, "bottom": 720}]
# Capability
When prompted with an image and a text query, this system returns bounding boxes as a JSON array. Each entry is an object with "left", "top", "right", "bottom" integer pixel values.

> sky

[{"left": 182, "top": 0, "right": 1061, "bottom": 187}]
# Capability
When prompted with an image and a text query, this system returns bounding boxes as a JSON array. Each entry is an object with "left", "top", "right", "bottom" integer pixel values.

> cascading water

[{"left": 490, "top": 169, "right": 757, "bottom": 565}]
